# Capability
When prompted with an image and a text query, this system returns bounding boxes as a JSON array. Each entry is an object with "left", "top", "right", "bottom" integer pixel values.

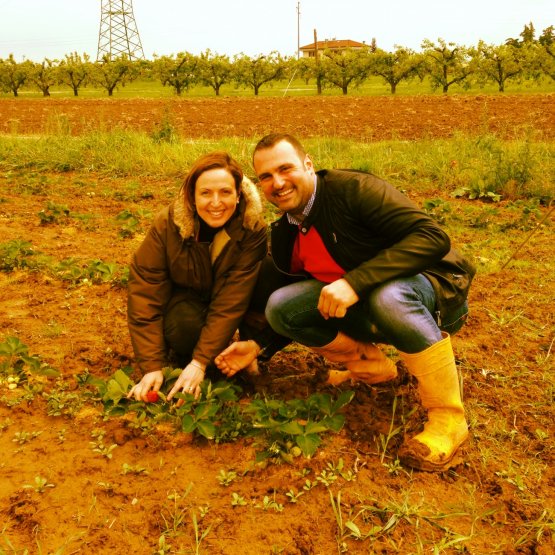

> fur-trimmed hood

[{"left": 172, "top": 176, "right": 264, "bottom": 240}]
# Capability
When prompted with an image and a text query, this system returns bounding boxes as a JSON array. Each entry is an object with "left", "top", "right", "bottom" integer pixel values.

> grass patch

[{"left": 0, "top": 132, "right": 552, "bottom": 202}]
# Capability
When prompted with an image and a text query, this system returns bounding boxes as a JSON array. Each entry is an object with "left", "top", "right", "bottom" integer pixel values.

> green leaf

[
  {"left": 304, "top": 421, "right": 330, "bottom": 434},
  {"left": 321, "top": 414, "right": 345, "bottom": 433},
  {"left": 278, "top": 421, "right": 303, "bottom": 435},
  {"left": 181, "top": 414, "right": 195, "bottom": 433},
  {"left": 296, "top": 433, "right": 321, "bottom": 457},
  {"left": 195, "top": 402, "right": 220, "bottom": 420},
  {"left": 308, "top": 393, "right": 332, "bottom": 415},
  {"left": 345, "top": 520, "right": 362, "bottom": 538},
  {"left": 113, "top": 369, "right": 133, "bottom": 392},
  {"left": 36, "top": 366, "right": 60, "bottom": 378},
  {"left": 196, "top": 420, "right": 216, "bottom": 439},
  {"left": 332, "top": 390, "right": 355, "bottom": 412}
]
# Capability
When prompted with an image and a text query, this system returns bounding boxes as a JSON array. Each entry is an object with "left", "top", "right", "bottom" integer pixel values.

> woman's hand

[
  {"left": 214, "top": 340, "right": 260, "bottom": 377},
  {"left": 167, "top": 360, "right": 206, "bottom": 405},
  {"left": 127, "top": 370, "right": 164, "bottom": 402}
]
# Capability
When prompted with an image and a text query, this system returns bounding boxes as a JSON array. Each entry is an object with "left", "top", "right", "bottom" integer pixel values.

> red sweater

[{"left": 290, "top": 226, "right": 345, "bottom": 283}]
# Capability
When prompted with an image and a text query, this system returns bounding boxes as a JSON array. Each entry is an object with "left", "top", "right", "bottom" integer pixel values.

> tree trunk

[{"left": 390, "top": 82, "right": 397, "bottom": 94}]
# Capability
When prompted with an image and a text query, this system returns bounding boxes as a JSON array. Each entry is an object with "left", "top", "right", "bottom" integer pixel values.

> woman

[{"left": 127, "top": 152, "right": 267, "bottom": 403}]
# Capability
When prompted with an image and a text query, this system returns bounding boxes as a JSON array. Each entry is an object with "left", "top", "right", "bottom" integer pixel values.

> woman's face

[{"left": 194, "top": 168, "right": 239, "bottom": 228}]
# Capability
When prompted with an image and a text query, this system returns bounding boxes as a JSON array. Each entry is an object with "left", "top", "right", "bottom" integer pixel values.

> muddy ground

[{"left": 0, "top": 95, "right": 553, "bottom": 554}]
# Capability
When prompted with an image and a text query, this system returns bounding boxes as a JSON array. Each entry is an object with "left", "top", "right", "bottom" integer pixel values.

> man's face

[{"left": 253, "top": 140, "right": 315, "bottom": 218}]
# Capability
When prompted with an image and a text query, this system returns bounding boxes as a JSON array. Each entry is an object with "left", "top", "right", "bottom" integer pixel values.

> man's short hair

[{"left": 253, "top": 133, "right": 307, "bottom": 161}]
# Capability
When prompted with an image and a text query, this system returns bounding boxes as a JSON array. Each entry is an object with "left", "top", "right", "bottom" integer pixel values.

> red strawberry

[{"left": 146, "top": 390, "right": 159, "bottom": 403}]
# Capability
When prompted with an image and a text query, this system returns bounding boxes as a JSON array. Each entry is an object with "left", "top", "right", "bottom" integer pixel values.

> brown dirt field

[
  {"left": 0, "top": 96, "right": 554, "bottom": 554},
  {"left": 0, "top": 94, "right": 554, "bottom": 140}
]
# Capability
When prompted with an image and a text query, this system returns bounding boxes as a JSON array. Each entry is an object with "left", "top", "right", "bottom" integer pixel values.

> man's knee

[
  {"left": 368, "top": 281, "right": 408, "bottom": 314},
  {"left": 265, "top": 288, "right": 287, "bottom": 330}
]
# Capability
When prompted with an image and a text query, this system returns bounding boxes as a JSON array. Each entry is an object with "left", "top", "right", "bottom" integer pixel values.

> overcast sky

[{"left": 0, "top": 0, "right": 553, "bottom": 61}]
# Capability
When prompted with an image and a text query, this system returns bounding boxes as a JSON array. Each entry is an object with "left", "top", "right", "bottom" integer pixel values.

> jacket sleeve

[
  {"left": 341, "top": 174, "right": 451, "bottom": 297},
  {"left": 192, "top": 226, "right": 268, "bottom": 365},
  {"left": 127, "top": 210, "right": 173, "bottom": 374}
]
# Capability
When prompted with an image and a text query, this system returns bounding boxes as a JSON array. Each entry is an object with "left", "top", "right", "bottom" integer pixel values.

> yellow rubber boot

[
  {"left": 311, "top": 332, "right": 397, "bottom": 386},
  {"left": 398, "top": 333, "right": 468, "bottom": 472}
]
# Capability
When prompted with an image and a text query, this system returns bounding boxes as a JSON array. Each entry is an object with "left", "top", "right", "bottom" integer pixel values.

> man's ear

[{"left": 304, "top": 154, "right": 314, "bottom": 172}]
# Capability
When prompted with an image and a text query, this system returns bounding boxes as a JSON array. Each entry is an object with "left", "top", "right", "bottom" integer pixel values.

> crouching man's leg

[
  {"left": 368, "top": 275, "right": 469, "bottom": 471},
  {"left": 397, "top": 333, "right": 468, "bottom": 471},
  {"left": 265, "top": 280, "right": 397, "bottom": 385}
]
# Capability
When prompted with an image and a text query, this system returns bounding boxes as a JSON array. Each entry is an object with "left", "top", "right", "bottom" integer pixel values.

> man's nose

[{"left": 273, "top": 173, "right": 286, "bottom": 187}]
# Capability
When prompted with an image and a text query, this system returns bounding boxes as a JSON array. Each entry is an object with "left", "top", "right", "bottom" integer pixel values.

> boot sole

[{"left": 398, "top": 437, "right": 467, "bottom": 472}]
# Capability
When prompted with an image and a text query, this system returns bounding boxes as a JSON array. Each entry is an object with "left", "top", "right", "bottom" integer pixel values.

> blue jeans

[{"left": 265, "top": 275, "right": 468, "bottom": 354}]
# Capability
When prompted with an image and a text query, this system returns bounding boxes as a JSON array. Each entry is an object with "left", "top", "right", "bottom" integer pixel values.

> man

[{"left": 215, "top": 133, "right": 475, "bottom": 472}]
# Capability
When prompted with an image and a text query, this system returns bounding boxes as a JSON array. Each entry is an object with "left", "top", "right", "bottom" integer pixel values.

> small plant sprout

[
  {"left": 0, "top": 418, "right": 13, "bottom": 431},
  {"left": 303, "top": 479, "right": 319, "bottom": 492},
  {"left": 231, "top": 492, "right": 247, "bottom": 507},
  {"left": 376, "top": 396, "right": 403, "bottom": 464},
  {"left": 258, "top": 494, "right": 284, "bottom": 513},
  {"left": 121, "top": 463, "right": 149, "bottom": 475},
  {"left": 326, "top": 458, "right": 357, "bottom": 482},
  {"left": 153, "top": 534, "right": 172, "bottom": 555},
  {"left": 23, "top": 475, "right": 55, "bottom": 493},
  {"left": 96, "top": 481, "right": 114, "bottom": 493},
  {"left": 191, "top": 511, "right": 212, "bottom": 555},
  {"left": 198, "top": 504, "right": 210, "bottom": 518},
  {"left": 12, "top": 430, "right": 42, "bottom": 445},
  {"left": 316, "top": 469, "right": 338, "bottom": 488},
  {"left": 217, "top": 469, "right": 238, "bottom": 486},
  {"left": 285, "top": 489, "right": 304, "bottom": 503},
  {"left": 89, "top": 429, "right": 117, "bottom": 460}
]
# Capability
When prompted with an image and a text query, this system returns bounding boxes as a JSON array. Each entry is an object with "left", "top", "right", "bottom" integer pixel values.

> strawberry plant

[
  {"left": 0, "top": 337, "right": 60, "bottom": 383},
  {"left": 245, "top": 390, "right": 355, "bottom": 461},
  {"left": 115, "top": 207, "right": 152, "bottom": 238},
  {"left": 0, "top": 239, "right": 38, "bottom": 272},
  {"left": 38, "top": 201, "right": 71, "bottom": 225},
  {"left": 90, "top": 368, "right": 355, "bottom": 463},
  {"left": 177, "top": 380, "right": 242, "bottom": 440}
]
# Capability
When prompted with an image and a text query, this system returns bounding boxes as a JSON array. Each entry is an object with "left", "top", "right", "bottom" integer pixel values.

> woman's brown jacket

[{"left": 127, "top": 178, "right": 267, "bottom": 374}]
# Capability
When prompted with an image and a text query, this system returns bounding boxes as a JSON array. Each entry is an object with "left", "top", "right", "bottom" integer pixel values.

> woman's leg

[{"left": 164, "top": 296, "right": 208, "bottom": 365}]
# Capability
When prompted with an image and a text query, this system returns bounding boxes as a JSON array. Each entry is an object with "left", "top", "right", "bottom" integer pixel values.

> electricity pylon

[{"left": 97, "top": 0, "right": 145, "bottom": 61}]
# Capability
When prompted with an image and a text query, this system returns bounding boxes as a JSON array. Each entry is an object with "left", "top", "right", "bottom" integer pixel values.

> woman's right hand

[{"left": 127, "top": 370, "right": 164, "bottom": 402}]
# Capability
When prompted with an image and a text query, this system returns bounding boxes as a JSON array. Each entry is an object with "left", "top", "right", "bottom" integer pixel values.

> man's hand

[
  {"left": 215, "top": 340, "right": 260, "bottom": 377},
  {"left": 318, "top": 278, "right": 359, "bottom": 319},
  {"left": 127, "top": 370, "right": 164, "bottom": 402}
]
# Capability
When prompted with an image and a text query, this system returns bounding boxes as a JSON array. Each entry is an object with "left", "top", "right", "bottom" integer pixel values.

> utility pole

[
  {"left": 97, "top": 0, "right": 145, "bottom": 61},
  {"left": 297, "top": 2, "right": 301, "bottom": 59},
  {"left": 314, "top": 28, "right": 322, "bottom": 95}
]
